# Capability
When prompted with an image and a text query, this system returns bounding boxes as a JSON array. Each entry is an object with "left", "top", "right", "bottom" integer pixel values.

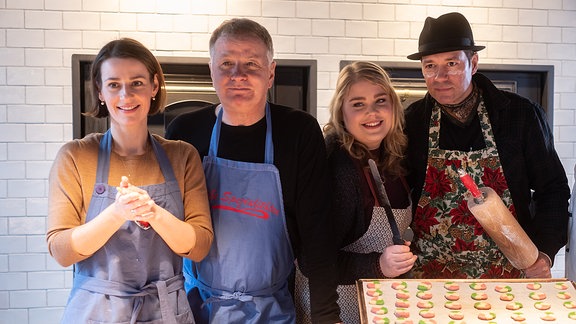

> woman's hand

[
  {"left": 69, "top": 176, "right": 157, "bottom": 256},
  {"left": 114, "top": 176, "right": 156, "bottom": 221},
  {"left": 379, "top": 242, "right": 417, "bottom": 278}
]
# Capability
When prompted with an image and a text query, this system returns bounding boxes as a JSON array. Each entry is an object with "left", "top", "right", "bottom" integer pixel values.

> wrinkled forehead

[{"left": 210, "top": 35, "right": 273, "bottom": 62}]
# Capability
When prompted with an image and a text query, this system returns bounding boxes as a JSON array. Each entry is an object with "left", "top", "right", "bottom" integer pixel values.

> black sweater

[
  {"left": 166, "top": 103, "right": 340, "bottom": 323},
  {"left": 404, "top": 73, "right": 570, "bottom": 262},
  {"left": 326, "top": 136, "right": 410, "bottom": 285}
]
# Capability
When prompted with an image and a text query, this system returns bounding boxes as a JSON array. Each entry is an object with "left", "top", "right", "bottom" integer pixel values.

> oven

[
  {"left": 72, "top": 55, "right": 317, "bottom": 138},
  {"left": 340, "top": 61, "right": 554, "bottom": 127}
]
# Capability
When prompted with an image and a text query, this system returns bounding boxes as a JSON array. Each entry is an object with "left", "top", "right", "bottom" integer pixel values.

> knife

[{"left": 368, "top": 159, "right": 405, "bottom": 245}]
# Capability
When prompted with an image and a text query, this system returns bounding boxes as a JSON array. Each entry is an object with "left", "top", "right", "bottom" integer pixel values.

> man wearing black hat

[{"left": 404, "top": 12, "right": 570, "bottom": 279}]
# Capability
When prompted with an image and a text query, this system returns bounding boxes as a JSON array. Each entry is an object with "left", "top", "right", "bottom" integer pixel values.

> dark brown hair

[{"left": 86, "top": 38, "right": 166, "bottom": 118}]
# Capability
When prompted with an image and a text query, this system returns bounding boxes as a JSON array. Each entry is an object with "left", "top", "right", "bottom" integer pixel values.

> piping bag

[{"left": 458, "top": 169, "right": 538, "bottom": 269}]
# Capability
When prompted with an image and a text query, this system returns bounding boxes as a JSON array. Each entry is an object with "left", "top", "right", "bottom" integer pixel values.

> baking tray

[{"left": 357, "top": 278, "right": 576, "bottom": 323}]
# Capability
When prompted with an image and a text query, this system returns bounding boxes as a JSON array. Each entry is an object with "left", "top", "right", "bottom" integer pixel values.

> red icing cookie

[
  {"left": 391, "top": 281, "right": 407, "bottom": 290},
  {"left": 558, "top": 291, "right": 572, "bottom": 300},
  {"left": 418, "top": 309, "right": 435, "bottom": 319},
  {"left": 366, "top": 289, "right": 383, "bottom": 297},
  {"left": 371, "top": 316, "right": 389, "bottom": 324},
  {"left": 565, "top": 300, "right": 576, "bottom": 309},
  {"left": 366, "top": 281, "right": 382, "bottom": 289},
  {"left": 500, "top": 293, "right": 515, "bottom": 301},
  {"left": 494, "top": 284, "right": 512, "bottom": 293},
  {"left": 416, "top": 290, "right": 433, "bottom": 300},
  {"left": 448, "top": 310, "right": 464, "bottom": 320},
  {"left": 392, "top": 319, "right": 412, "bottom": 324},
  {"left": 540, "top": 311, "right": 556, "bottom": 321},
  {"left": 506, "top": 301, "right": 523, "bottom": 310},
  {"left": 444, "top": 301, "right": 462, "bottom": 310},
  {"left": 393, "top": 309, "right": 410, "bottom": 319},
  {"left": 370, "top": 306, "right": 388, "bottom": 315},
  {"left": 418, "top": 320, "right": 436, "bottom": 324},
  {"left": 444, "top": 281, "right": 460, "bottom": 291},
  {"left": 534, "top": 301, "right": 552, "bottom": 310},
  {"left": 416, "top": 301, "right": 434, "bottom": 309},
  {"left": 469, "top": 282, "right": 487, "bottom": 290},
  {"left": 368, "top": 297, "right": 384, "bottom": 305},
  {"left": 510, "top": 312, "right": 526, "bottom": 322},
  {"left": 555, "top": 282, "right": 569, "bottom": 290},
  {"left": 474, "top": 301, "right": 492, "bottom": 310},
  {"left": 526, "top": 282, "right": 542, "bottom": 290},
  {"left": 395, "top": 300, "right": 410, "bottom": 308},
  {"left": 529, "top": 291, "right": 547, "bottom": 300},
  {"left": 395, "top": 290, "right": 410, "bottom": 300},
  {"left": 444, "top": 292, "right": 460, "bottom": 301},
  {"left": 417, "top": 281, "right": 433, "bottom": 291},
  {"left": 477, "top": 312, "right": 496, "bottom": 321},
  {"left": 471, "top": 292, "right": 488, "bottom": 300}
]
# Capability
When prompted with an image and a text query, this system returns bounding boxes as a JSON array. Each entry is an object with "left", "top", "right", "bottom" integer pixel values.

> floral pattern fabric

[{"left": 411, "top": 100, "right": 523, "bottom": 279}]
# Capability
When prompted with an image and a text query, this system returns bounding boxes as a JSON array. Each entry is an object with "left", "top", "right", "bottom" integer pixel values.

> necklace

[{"left": 117, "top": 146, "right": 149, "bottom": 186}]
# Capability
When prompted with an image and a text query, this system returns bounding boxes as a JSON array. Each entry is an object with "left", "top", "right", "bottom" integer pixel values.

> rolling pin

[{"left": 459, "top": 169, "right": 539, "bottom": 270}]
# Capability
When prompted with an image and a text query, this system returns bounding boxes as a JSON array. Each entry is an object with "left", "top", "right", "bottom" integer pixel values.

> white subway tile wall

[{"left": 0, "top": 1, "right": 575, "bottom": 323}]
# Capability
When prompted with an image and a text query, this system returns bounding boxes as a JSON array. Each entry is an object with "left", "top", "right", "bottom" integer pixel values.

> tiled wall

[{"left": 1, "top": 0, "right": 575, "bottom": 323}]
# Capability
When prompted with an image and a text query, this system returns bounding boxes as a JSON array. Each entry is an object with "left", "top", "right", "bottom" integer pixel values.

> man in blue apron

[
  {"left": 404, "top": 12, "right": 569, "bottom": 278},
  {"left": 166, "top": 18, "right": 341, "bottom": 323}
]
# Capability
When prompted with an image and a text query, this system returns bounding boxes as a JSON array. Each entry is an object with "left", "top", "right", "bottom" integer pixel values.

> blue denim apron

[
  {"left": 60, "top": 130, "right": 194, "bottom": 324},
  {"left": 184, "top": 104, "right": 296, "bottom": 323}
]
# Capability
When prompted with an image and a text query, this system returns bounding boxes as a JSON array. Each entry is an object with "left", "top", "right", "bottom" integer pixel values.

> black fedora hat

[{"left": 407, "top": 12, "right": 485, "bottom": 60}]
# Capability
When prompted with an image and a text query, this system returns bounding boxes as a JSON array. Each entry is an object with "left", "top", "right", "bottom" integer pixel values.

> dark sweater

[
  {"left": 404, "top": 73, "right": 570, "bottom": 262},
  {"left": 326, "top": 136, "right": 410, "bottom": 285},
  {"left": 166, "top": 103, "right": 340, "bottom": 323}
]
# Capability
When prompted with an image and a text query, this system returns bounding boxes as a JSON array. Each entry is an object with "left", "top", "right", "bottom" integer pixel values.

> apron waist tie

[
  {"left": 184, "top": 272, "right": 285, "bottom": 305},
  {"left": 74, "top": 273, "right": 184, "bottom": 324}
]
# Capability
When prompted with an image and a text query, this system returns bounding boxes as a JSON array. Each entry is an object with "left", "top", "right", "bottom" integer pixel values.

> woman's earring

[
  {"left": 152, "top": 96, "right": 156, "bottom": 101},
  {"left": 100, "top": 101, "right": 105, "bottom": 106}
]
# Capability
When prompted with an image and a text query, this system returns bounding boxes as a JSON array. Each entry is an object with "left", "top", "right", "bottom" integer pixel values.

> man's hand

[{"left": 524, "top": 252, "right": 552, "bottom": 278}]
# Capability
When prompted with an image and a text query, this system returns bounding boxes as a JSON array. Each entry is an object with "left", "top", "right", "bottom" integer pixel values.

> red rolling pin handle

[{"left": 458, "top": 169, "right": 484, "bottom": 203}]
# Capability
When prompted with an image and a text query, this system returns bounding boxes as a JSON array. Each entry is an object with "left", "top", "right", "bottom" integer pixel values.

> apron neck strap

[
  {"left": 96, "top": 130, "right": 176, "bottom": 184},
  {"left": 428, "top": 98, "right": 495, "bottom": 150},
  {"left": 96, "top": 130, "right": 113, "bottom": 184},
  {"left": 208, "top": 103, "right": 274, "bottom": 164}
]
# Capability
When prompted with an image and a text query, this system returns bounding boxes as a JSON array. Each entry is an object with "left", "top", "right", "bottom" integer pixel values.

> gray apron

[
  {"left": 60, "top": 130, "right": 194, "bottom": 324},
  {"left": 336, "top": 205, "right": 412, "bottom": 324},
  {"left": 295, "top": 172, "right": 411, "bottom": 324},
  {"left": 184, "top": 104, "right": 296, "bottom": 323}
]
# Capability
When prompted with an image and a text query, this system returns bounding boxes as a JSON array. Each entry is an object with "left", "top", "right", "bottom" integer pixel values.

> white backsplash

[{"left": 0, "top": 1, "right": 575, "bottom": 323}]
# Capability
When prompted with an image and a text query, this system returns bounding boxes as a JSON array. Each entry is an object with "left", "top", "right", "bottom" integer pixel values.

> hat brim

[{"left": 407, "top": 45, "right": 485, "bottom": 60}]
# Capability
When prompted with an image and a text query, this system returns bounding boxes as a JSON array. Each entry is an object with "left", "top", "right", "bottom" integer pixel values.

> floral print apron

[{"left": 411, "top": 100, "right": 523, "bottom": 279}]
